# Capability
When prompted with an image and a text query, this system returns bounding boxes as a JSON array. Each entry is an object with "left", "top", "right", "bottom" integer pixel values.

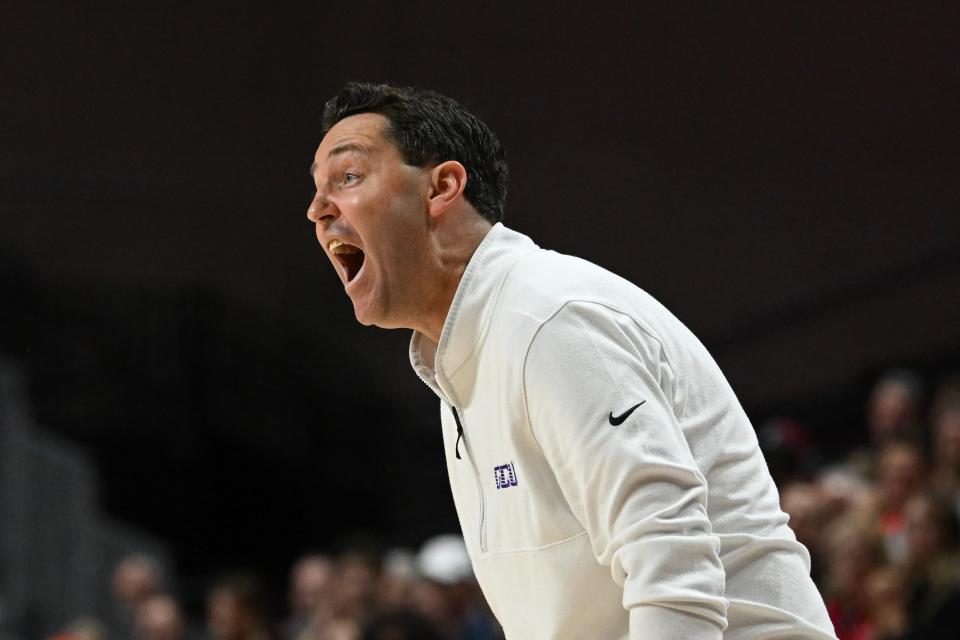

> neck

[{"left": 416, "top": 214, "right": 493, "bottom": 343}]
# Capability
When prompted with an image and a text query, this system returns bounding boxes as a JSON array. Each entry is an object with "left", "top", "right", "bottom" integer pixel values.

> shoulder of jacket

[{"left": 500, "top": 252, "right": 644, "bottom": 327}]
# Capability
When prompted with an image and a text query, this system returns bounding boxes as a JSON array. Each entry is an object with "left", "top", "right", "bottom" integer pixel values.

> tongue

[{"left": 342, "top": 250, "right": 365, "bottom": 282}]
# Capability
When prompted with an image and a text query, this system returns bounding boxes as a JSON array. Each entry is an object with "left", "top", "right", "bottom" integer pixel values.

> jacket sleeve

[{"left": 522, "top": 301, "right": 728, "bottom": 638}]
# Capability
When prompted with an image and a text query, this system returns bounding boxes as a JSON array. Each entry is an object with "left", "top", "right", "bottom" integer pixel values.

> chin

[
  {"left": 352, "top": 306, "right": 377, "bottom": 327},
  {"left": 350, "top": 297, "right": 381, "bottom": 327},
  {"left": 354, "top": 305, "right": 410, "bottom": 332},
  {"left": 354, "top": 315, "right": 376, "bottom": 327}
]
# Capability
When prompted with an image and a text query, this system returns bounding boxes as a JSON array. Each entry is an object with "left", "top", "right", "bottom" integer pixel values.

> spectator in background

[
  {"left": 816, "top": 465, "right": 874, "bottom": 524},
  {"left": 298, "top": 544, "right": 381, "bottom": 640},
  {"left": 861, "top": 565, "right": 907, "bottom": 640},
  {"left": 282, "top": 554, "right": 335, "bottom": 640},
  {"left": 866, "top": 370, "right": 925, "bottom": 448},
  {"left": 332, "top": 547, "right": 381, "bottom": 627},
  {"left": 376, "top": 549, "right": 419, "bottom": 612},
  {"left": 899, "top": 491, "right": 960, "bottom": 640},
  {"left": 113, "top": 553, "right": 166, "bottom": 638},
  {"left": 821, "top": 516, "right": 886, "bottom": 640},
  {"left": 412, "top": 535, "right": 501, "bottom": 640},
  {"left": 845, "top": 370, "right": 926, "bottom": 500},
  {"left": 206, "top": 574, "right": 272, "bottom": 640},
  {"left": 114, "top": 554, "right": 165, "bottom": 609},
  {"left": 135, "top": 595, "right": 187, "bottom": 640},
  {"left": 781, "top": 482, "right": 829, "bottom": 588},
  {"left": 876, "top": 441, "right": 927, "bottom": 562},
  {"left": 931, "top": 401, "right": 960, "bottom": 511}
]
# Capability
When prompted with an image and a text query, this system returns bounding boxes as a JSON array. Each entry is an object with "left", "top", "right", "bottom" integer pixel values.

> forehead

[{"left": 315, "top": 112, "right": 393, "bottom": 162}]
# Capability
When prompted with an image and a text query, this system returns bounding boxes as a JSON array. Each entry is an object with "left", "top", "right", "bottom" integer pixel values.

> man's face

[{"left": 308, "top": 113, "right": 431, "bottom": 328}]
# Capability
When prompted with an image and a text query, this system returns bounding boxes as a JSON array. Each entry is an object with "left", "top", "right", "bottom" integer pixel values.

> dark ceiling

[{"left": 2, "top": 2, "right": 958, "bottom": 589}]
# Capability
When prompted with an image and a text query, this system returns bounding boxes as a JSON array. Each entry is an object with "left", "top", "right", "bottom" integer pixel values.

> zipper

[
  {"left": 451, "top": 406, "right": 465, "bottom": 459},
  {"left": 411, "top": 359, "right": 488, "bottom": 553},
  {"left": 450, "top": 405, "right": 487, "bottom": 552},
  {"left": 412, "top": 368, "right": 467, "bottom": 463}
]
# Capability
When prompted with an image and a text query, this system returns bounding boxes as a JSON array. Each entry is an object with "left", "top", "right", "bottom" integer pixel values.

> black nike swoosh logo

[{"left": 608, "top": 401, "right": 646, "bottom": 426}]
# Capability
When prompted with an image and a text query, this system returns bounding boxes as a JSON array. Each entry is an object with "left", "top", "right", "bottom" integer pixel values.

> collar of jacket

[{"left": 409, "top": 222, "right": 539, "bottom": 407}]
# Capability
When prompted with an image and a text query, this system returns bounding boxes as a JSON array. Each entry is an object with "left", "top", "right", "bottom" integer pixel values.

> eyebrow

[{"left": 308, "top": 143, "right": 369, "bottom": 177}]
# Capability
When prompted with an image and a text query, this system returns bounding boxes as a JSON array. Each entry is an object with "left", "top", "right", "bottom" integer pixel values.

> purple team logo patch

[{"left": 494, "top": 462, "right": 518, "bottom": 489}]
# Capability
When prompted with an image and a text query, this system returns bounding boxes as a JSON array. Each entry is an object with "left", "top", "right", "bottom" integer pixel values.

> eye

[{"left": 340, "top": 172, "right": 360, "bottom": 187}]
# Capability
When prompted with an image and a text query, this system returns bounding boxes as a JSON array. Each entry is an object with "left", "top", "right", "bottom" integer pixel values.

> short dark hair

[{"left": 321, "top": 82, "right": 508, "bottom": 224}]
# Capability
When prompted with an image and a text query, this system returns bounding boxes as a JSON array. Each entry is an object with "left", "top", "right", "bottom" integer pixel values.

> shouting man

[{"left": 306, "top": 82, "right": 836, "bottom": 640}]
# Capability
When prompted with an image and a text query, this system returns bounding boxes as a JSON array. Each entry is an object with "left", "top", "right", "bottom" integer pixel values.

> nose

[{"left": 306, "top": 191, "right": 338, "bottom": 225}]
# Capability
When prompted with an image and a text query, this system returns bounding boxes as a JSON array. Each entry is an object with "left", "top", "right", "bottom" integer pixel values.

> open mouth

[{"left": 329, "top": 240, "right": 366, "bottom": 283}]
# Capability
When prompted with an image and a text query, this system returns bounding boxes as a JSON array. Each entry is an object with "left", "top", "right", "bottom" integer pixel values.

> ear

[{"left": 427, "top": 160, "right": 468, "bottom": 219}]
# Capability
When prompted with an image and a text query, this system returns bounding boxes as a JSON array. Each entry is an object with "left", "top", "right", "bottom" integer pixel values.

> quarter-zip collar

[{"left": 409, "top": 223, "right": 539, "bottom": 407}]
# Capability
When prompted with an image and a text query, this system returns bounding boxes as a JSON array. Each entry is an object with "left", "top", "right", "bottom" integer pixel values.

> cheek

[
  {"left": 342, "top": 191, "right": 364, "bottom": 209},
  {"left": 334, "top": 189, "right": 382, "bottom": 234}
]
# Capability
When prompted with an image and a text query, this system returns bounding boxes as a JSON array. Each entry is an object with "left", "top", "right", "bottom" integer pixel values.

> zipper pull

[{"left": 451, "top": 406, "right": 465, "bottom": 460}]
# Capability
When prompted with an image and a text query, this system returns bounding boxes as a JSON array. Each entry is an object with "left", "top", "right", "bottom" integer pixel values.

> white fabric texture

[{"left": 409, "top": 223, "right": 837, "bottom": 640}]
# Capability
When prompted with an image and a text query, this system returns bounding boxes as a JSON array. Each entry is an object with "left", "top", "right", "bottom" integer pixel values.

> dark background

[{"left": 2, "top": 2, "right": 959, "bottom": 596}]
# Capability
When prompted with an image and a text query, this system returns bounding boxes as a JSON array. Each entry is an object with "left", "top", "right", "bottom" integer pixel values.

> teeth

[{"left": 328, "top": 239, "right": 359, "bottom": 254}]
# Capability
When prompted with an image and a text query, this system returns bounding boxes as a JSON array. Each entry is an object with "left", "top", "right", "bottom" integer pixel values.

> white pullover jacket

[{"left": 410, "top": 224, "right": 837, "bottom": 640}]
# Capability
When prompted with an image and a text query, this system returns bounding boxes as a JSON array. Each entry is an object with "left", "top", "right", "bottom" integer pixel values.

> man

[{"left": 307, "top": 82, "right": 837, "bottom": 639}]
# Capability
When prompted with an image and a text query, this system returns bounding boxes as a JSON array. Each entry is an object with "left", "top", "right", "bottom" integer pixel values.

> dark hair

[{"left": 321, "top": 82, "right": 508, "bottom": 224}]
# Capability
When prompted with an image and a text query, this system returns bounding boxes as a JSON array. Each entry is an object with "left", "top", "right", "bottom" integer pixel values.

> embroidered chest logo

[{"left": 493, "top": 462, "right": 519, "bottom": 490}]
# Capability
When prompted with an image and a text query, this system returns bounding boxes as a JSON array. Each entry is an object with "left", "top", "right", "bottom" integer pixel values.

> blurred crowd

[
  {"left": 769, "top": 369, "right": 960, "bottom": 640},
  {"left": 49, "top": 534, "right": 501, "bottom": 640},
  {"left": 45, "top": 368, "right": 960, "bottom": 640}
]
